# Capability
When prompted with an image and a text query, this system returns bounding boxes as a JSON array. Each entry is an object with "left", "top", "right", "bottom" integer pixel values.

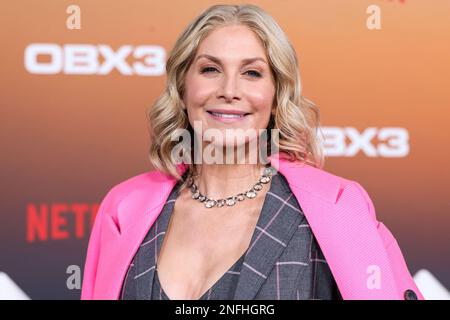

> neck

[
  {"left": 190, "top": 141, "right": 270, "bottom": 199},
  {"left": 193, "top": 162, "right": 266, "bottom": 199}
]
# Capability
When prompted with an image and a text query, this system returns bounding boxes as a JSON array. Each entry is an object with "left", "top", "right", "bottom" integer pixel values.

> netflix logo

[{"left": 26, "top": 203, "right": 99, "bottom": 242}]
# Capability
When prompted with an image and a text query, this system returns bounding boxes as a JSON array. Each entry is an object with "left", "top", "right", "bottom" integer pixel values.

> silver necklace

[{"left": 187, "top": 166, "right": 274, "bottom": 208}]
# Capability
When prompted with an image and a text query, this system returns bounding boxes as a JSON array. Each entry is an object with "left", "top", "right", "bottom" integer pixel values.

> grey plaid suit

[{"left": 120, "top": 170, "right": 342, "bottom": 300}]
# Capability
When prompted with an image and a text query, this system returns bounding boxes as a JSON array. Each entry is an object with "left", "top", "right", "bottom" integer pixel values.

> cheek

[
  {"left": 247, "top": 85, "right": 275, "bottom": 113},
  {"left": 184, "top": 77, "right": 214, "bottom": 106},
  {"left": 184, "top": 80, "right": 211, "bottom": 124}
]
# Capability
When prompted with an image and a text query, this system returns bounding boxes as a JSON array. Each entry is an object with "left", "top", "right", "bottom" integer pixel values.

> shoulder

[
  {"left": 279, "top": 161, "right": 376, "bottom": 221},
  {"left": 97, "top": 169, "right": 170, "bottom": 217}
]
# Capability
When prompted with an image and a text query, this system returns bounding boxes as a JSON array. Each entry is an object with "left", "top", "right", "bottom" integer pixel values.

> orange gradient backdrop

[{"left": 0, "top": 0, "right": 449, "bottom": 299}]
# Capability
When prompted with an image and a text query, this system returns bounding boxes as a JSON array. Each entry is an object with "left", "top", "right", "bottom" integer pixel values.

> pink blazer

[{"left": 81, "top": 152, "right": 424, "bottom": 300}]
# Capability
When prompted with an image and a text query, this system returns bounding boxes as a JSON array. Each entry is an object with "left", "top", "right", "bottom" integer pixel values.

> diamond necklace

[{"left": 187, "top": 166, "right": 274, "bottom": 208}]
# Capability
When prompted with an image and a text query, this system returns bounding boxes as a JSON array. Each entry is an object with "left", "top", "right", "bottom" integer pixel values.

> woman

[{"left": 81, "top": 4, "right": 423, "bottom": 300}]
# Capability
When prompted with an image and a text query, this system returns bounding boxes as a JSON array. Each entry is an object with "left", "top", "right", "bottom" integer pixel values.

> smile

[
  {"left": 206, "top": 111, "right": 251, "bottom": 122},
  {"left": 208, "top": 111, "right": 248, "bottom": 118}
]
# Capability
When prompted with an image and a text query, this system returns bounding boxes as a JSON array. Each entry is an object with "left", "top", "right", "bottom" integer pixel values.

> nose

[{"left": 216, "top": 73, "right": 241, "bottom": 102}]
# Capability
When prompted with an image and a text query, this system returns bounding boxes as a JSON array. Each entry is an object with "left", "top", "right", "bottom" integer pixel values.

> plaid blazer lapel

[
  {"left": 120, "top": 188, "right": 178, "bottom": 300},
  {"left": 233, "top": 172, "right": 305, "bottom": 300}
]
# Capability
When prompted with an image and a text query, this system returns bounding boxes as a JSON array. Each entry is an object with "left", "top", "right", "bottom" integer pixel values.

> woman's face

[{"left": 183, "top": 24, "right": 276, "bottom": 151}]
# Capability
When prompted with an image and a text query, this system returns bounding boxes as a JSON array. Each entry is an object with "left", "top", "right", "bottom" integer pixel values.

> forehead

[{"left": 195, "top": 24, "right": 268, "bottom": 62}]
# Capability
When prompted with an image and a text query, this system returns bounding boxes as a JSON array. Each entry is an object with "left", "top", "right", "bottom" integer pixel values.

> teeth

[{"left": 210, "top": 112, "right": 245, "bottom": 118}]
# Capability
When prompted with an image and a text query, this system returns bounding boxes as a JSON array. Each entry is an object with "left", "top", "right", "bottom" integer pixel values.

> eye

[
  {"left": 200, "top": 66, "right": 262, "bottom": 78},
  {"left": 245, "top": 70, "right": 262, "bottom": 78},
  {"left": 200, "top": 66, "right": 218, "bottom": 74}
]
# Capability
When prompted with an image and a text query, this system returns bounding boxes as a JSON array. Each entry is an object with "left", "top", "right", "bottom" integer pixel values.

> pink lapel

[
  {"left": 92, "top": 169, "right": 181, "bottom": 299},
  {"left": 94, "top": 152, "right": 400, "bottom": 299},
  {"left": 269, "top": 153, "right": 400, "bottom": 299}
]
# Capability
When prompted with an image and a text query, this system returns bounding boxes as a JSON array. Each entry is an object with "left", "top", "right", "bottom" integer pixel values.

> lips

[
  {"left": 206, "top": 109, "right": 251, "bottom": 122},
  {"left": 206, "top": 108, "right": 251, "bottom": 118},
  {"left": 207, "top": 111, "right": 249, "bottom": 119}
]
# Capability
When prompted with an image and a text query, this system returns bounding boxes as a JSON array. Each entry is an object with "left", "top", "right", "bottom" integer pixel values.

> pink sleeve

[
  {"left": 377, "top": 221, "right": 425, "bottom": 300},
  {"left": 80, "top": 188, "right": 114, "bottom": 300},
  {"left": 353, "top": 181, "right": 425, "bottom": 300}
]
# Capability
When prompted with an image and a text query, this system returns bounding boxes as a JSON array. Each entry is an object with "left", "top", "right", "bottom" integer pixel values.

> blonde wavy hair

[{"left": 147, "top": 4, "right": 324, "bottom": 191}]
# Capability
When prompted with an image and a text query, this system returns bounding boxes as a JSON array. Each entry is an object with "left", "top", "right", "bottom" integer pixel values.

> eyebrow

[{"left": 195, "top": 54, "right": 268, "bottom": 66}]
